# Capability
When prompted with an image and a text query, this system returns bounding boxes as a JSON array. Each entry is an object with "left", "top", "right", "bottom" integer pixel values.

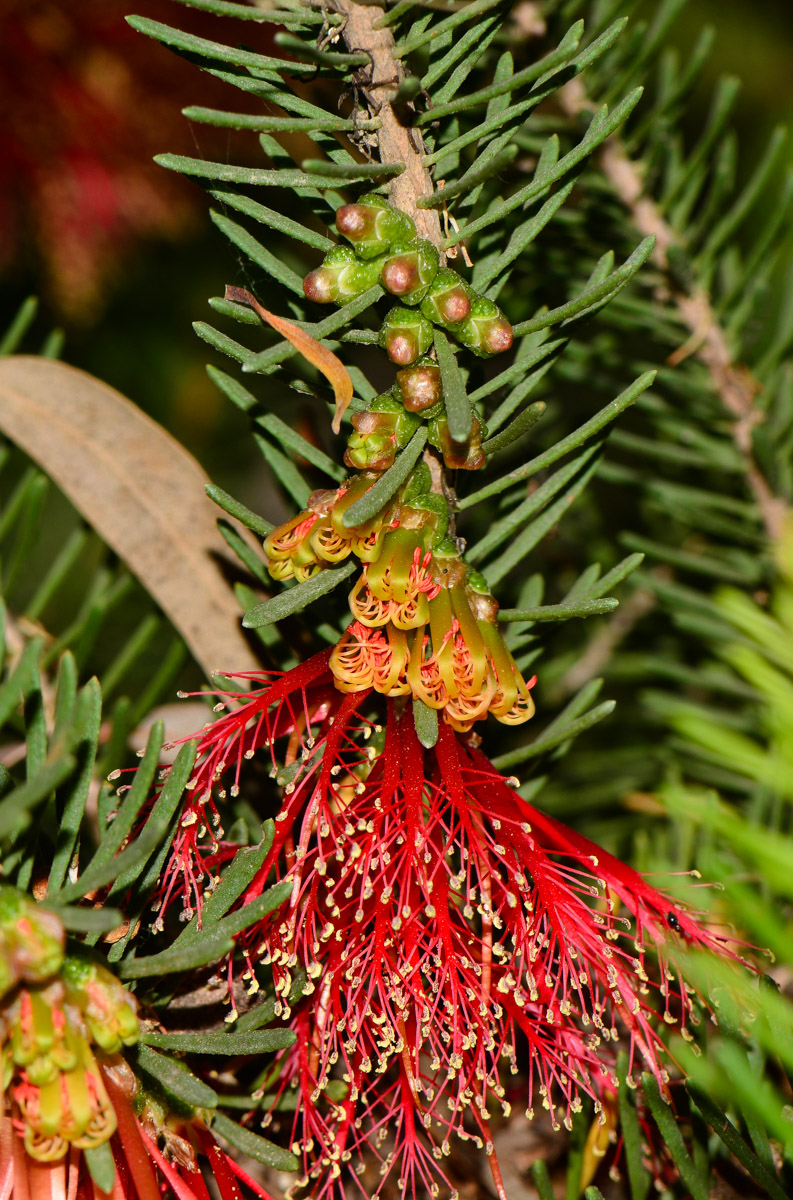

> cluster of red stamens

[{"left": 145, "top": 650, "right": 740, "bottom": 1200}]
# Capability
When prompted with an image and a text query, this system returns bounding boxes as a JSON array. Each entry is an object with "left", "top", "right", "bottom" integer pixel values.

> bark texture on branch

[
  {"left": 560, "top": 80, "right": 788, "bottom": 542},
  {"left": 336, "top": 0, "right": 443, "bottom": 249}
]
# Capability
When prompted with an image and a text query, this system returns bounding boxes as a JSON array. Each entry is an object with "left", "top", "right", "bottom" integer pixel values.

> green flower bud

[
  {"left": 345, "top": 394, "right": 422, "bottom": 470},
  {"left": 62, "top": 954, "right": 139, "bottom": 1054},
  {"left": 380, "top": 239, "right": 439, "bottom": 304},
  {"left": 380, "top": 307, "right": 434, "bottom": 366},
  {"left": 335, "top": 194, "right": 416, "bottom": 259},
  {"left": 303, "top": 246, "right": 384, "bottom": 304},
  {"left": 455, "top": 296, "right": 513, "bottom": 356},
  {"left": 396, "top": 360, "right": 443, "bottom": 412},
  {"left": 0, "top": 887, "right": 65, "bottom": 997},
  {"left": 420, "top": 268, "right": 474, "bottom": 327},
  {"left": 466, "top": 569, "right": 491, "bottom": 595}
]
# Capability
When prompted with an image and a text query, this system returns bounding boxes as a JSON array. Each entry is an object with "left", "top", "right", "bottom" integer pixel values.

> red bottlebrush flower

[{"left": 147, "top": 660, "right": 742, "bottom": 1200}]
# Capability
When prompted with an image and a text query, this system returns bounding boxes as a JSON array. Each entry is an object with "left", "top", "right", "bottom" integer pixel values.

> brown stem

[
  {"left": 336, "top": 0, "right": 443, "bottom": 248},
  {"left": 561, "top": 80, "right": 788, "bottom": 543}
]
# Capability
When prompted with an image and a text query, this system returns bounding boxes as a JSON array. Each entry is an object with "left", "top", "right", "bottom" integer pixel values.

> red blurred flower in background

[{"left": 0, "top": 1, "right": 257, "bottom": 319}]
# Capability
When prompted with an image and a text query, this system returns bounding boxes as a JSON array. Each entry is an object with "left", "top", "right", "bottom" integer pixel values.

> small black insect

[{"left": 666, "top": 911, "right": 681, "bottom": 932}]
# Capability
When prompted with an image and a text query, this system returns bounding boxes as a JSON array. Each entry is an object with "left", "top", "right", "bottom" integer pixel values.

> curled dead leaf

[
  {"left": 225, "top": 285, "right": 354, "bottom": 433},
  {"left": 0, "top": 356, "right": 262, "bottom": 678}
]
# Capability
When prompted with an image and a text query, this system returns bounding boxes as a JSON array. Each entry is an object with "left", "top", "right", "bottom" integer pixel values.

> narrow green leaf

[
  {"left": 493, "top": 701, "right": 615, "bottom": 770},
  {"left": 155, "top": 153, "right": 358, "bottom": 190},
  {"left": 417, "top": 146, "right": 519, "bottom": 209},
  {"left": 46, "top": 905, "right": 124, "bottom": 934},
  {"left": 0, "top": 636, "right": 44, "bottom": 727},
  {"left": 469, "top": 444, "right": 601, "bottom": 565},
  {"left": 499, "top": 599, "right": 618, "bottom": 623},
  {"left": 257, "top": 414, "right": 345, "bottom": 482},
  {"left": 134, "top": 1044, "right": 219, "bottom": 1109},
  {"left": 218, "top": 522, "right": 270, "bottom": 586},
  {"left": 208, "top": 878, "right": 293, "bottom": 940},
  {"left": 617, "top": 1053, "right": 650, "bottom": 1200},
  {"left": 54, "top": 722, "right": 164, "bottom": 903},
  {"left": 481, "top": 181, "right": 576, "bottom": 296},
  {"left": 140, "top": 1028, "right": 295, "bottom": 1055},
  {"left": 512, "top": 236, "right": 656, "bottom": 336},
  {"left": 243, "top": 560, "right": 356, "bottom": 629},
  {"left": 125, "top": 16, "right": 313, "bottom": 75},
  {"left": 188, "top": 107, "right": 376, "bottom": 134},
  {"left": 342, "top": 428, "right": 428, "bottom": 528},
  {"left": 254, "top": 434, "right": 312, "bottom": 509},
  {"left": 48, "top": 677, "right": 103, "bottom": 895},
  {"left": 395, "top": 0, "right": 502, "bottom": 56},
  {"left": 0, "top": 753, "right": 75, "bottom": 840},
  {"left": 274, "top": 30, "right": 368, "bottom": 68},
  {"left": 531, "top": 1161, "right": 555, "bottom": 1200},
  {"left": 0, "top": 297, "right": 38, "bottom": 356},
  {"left": 434, "top": 332, "right": 471, "bottom": 442},
  {"left": 107, "top": 741, "right": 197, "bottom": 898},
  {"left": 233, "top": 971, "right": 307, "bottom": 1034},
  {"left": 83, "top": 1143, "right": 116, "bottom": 1193},
  {"left": 211, "top": 1111, "right": 298, "bottom": 1171},
  {"left": 413, "top": 700, "right": 439, "bottom": 749},
  {"left": 686, "top": 1081, "right": 788, "bottom": 1200},
  {"left": 207, "top": 484, "right": 273, "bottom": 537},
  {"left": 210, "top": 211, "right": 304, "bottom": 296},
  {"left": 642, "top": 1075, "right": 709, "bottom": 1200},
  {"left": 119, "top": 929, "right": 235, "bottom": 979},
  {"left": 459, "top": 372, "right": 655, "bottom": 511},
  {"left": 482, "top": 401, "right": 546, "bottom": 457},
  {"left": 468, "top": 336, "right": 565, "bottom": 404},
  {"left": 209, "top": 191, "right": 333, "bottom": 252},
  {"left": 415, "top": 21, "right": 585, "bottom": 124},
  {"left": 169, "top": 0, "right": 321, "bottom": 21},
  {"left": 446, "top": 89, "right": 644, "bottom": 246},
  {"left": 178, "top": 823, "right": 275, "bottom": 939}
]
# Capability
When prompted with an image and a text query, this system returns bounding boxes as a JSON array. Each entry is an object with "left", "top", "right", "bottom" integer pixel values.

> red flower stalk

[{"left": 148, "top": 660, "right": 741, "bottom": 1199}]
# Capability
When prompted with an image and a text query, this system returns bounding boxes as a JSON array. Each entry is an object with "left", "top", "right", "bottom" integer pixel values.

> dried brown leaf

[
  {"left": 225, "top": 285, "right": 354, "bottom": 432},
  {"left": 0, "top": 356, "right": 262, "bottom": 677}
]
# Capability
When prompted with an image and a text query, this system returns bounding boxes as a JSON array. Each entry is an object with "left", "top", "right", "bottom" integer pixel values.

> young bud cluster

[
  {"left": 302, "top": 196, "right": 514, "bottom": 364},
  {"left": 263, "top": 476, "right": 397, "bottom": 582},
  {"left": 0, "top": 886, "right": 65, "bottom": 1001},
  {"left": 344, "top": 392, "right": 421, "bottom": 471},
  {"left": 329, "top": 513, "right": 535, "bottom": 731},
  {"left": 0, "top": 915, "right": 139, "bottom": 1164}
]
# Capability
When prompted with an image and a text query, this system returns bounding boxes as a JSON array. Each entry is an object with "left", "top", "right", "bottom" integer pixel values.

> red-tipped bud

[
  {"left": 456, "top": 296, "right": 513, "bottom": 356},
  {"left": 420, "top": 267, "right": 474, "bottom": 327},
  {"left": 379, "top": 307, "right": 434, "bottom": 366},
  {"left": 382, "top": 256, "right": 417, "bottom": 296},
  {"left": 335, "top": 194, "right": 416, "bottom": 259},
  {"left": 335, "top": 203, "right": 372, "bottom": 240},
  {"left": 303, "top": 266, "right": 336, "bottom": 303},
  {"left": 303, "top": 246, "right": 383, "bottom": 305},
  {"left": 380, "top": 239, "right": 439, "bottom": 304},
  {"left": 396, "top": 362, "right": 443, "bottom": 412}
]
